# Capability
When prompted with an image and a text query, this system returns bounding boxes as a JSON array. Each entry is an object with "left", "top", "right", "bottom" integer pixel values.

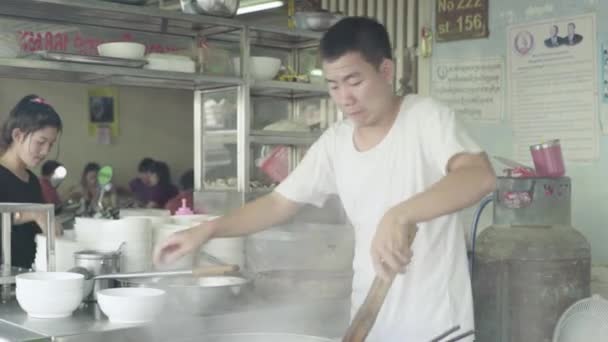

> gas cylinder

[{"left": 473, "top": 177, "right": 591, "bottom": 342}]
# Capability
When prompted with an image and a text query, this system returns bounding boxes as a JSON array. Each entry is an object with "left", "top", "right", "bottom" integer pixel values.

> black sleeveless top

[{"left": 0, "top": 165, "right": 43, "bottom": 269}]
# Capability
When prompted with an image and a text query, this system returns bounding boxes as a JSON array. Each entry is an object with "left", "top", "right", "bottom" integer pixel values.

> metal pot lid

[
  {"left": 74, "top": 249, "right": 120, "bottom": 260},
  {"left": 530, "top": 139, "right": 561, "bottom": 151}
]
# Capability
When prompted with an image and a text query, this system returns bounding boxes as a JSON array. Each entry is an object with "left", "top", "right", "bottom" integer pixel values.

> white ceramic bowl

[
  {"left": 97, "top": 42, "right": 146, "bottom": 59},
  {"left": 97, "top": 287, "right": 166, "bottom": 324},
  {"left": 233, "top": 56, "right": 282, "bottom": 81},
  {"left": 16, "top": 272, "right": 84, "bottom": 318}
]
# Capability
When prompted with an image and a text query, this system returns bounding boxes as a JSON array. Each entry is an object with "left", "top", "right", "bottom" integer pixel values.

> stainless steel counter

[{"left": 0, "top": 296, "right": 350, "bottom": 342}]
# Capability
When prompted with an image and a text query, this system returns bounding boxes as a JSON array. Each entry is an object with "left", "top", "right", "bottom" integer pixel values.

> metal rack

[
  {"left": 0, "top": 203, "right": 55, "bottom": 303},
  {"left": 193, "top": 18, "right": 336, "bottom": 205}
]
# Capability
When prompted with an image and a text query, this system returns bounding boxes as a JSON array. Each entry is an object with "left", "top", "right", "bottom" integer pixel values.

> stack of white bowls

[
  {"left": 120, "top": 208, "right": 171, "bottom": 218},
  {"left": 34, "top": 234, "right": 83, "bottom": 271},
  {"left": 169, "top": 215, "right": 245, "bottom": 269},
  {"left": 120, "top": 215, "right": 172, "bottom": 246},
  {"left": 75, "top": 217, "right": 154, "bottom": 272},
  {"left": 171, "top": 214, "right": 210, "bottom": 226},
  {"left": 74, "top": 217, "right": 110, "bottom": 242}
]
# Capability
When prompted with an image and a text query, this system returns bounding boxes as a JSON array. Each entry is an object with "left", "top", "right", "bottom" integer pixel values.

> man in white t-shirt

[{"left": 155, "top": 17, "right": 496, "bottom": 341}]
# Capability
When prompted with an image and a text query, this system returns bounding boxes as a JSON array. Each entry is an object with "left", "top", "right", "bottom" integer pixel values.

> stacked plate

[
  {"left": 75, "top": 217, "right": 154, "bottom": 272},
  {"left": 34, "top": 234, "right": 82, "bottom": 272}
]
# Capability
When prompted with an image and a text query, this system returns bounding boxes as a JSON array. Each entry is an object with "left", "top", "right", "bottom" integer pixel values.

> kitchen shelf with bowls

[
  {"left": 0, "top": 0, "right": 337, "bottom": 209},
  {"left": 249, "top": 130, "right": 322, "bottom": 146},
  {"left": 250, "top": 80, "right": 328, "bottom": 99},
  {"left": 0, "top": 56, "right": 243, "bottom": 90}
]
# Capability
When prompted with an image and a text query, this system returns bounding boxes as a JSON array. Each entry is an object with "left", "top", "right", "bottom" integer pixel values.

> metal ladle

[
  {"left": 71, "top": 264, "right": 239, "bottom": 281},
  {"left": 70, "top": 264, "right": 239, "bottom": 298},
  {"left": 200, "top": 250, "right": 254, "bottom": 280}
]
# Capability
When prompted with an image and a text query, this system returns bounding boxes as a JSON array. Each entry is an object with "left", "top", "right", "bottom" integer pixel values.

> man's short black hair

[
  {"left": 138, "top": 157, "right": 155, "bottom": 173},
  {"left": 320, "top": 17, "right": 392, "bottom": 67}
]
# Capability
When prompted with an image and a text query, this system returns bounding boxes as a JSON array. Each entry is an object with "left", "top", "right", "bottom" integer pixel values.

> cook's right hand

[{"left": 153, "top": 224, "right": 215, "bottom": 266}]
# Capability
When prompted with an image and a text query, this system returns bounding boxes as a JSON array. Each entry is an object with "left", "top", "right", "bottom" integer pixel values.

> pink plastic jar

[{"left": 529, "top": 139, "right": 565, "bottom": 178}]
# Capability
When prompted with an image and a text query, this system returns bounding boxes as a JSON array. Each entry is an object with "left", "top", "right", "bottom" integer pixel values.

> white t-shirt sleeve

[
  {"left": 274, "top": 129, "right": 338, "bottom": 207},
  {"left": 420, "top": 99, "right": 483, "bottom": 174}
]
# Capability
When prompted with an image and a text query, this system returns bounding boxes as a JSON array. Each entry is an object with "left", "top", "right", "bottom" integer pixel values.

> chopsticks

[{"left": 429, "top": 325, "right": 475, "bottom": 342}]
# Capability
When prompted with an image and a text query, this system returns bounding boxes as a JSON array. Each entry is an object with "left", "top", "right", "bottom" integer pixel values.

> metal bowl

[
  {"left": 294, "top": 11, "right": 344, "bottom": 31},
  {"left": 118, "top": 275, "right": 251, "bottom": 315},
  {"left": 180, "top": 0, "right": 240, "bottom": 17}
]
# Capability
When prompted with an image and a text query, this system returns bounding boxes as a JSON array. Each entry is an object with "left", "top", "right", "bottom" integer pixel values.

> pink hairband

[{"left": 30, "top": 97, "right": 47, "bottom": 104}]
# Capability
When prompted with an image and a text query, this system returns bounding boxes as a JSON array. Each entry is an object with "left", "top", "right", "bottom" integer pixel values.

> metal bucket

[{"left": 74, "top": 249, "right": 121, "bottom": 302}]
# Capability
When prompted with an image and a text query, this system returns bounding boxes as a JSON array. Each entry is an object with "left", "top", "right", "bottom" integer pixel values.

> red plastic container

[{"left": 529, "top": 139, "right": 565, "bottom": 178}]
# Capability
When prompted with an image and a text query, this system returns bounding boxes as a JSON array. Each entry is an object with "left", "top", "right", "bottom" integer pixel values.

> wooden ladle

[{"left": 342, "top": 225, "right": 418, "bottom": 342}]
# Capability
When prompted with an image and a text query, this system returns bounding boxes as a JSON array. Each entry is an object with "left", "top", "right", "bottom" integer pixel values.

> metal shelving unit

[
  {"left": 195, "top": 22, "right": 335, "bottom": 204},
  {"left": 0, "top": 0, "right": 334, "bottom": 207},
  {"left": 0, "top": 57, "right": 243, "bottom": 89}
]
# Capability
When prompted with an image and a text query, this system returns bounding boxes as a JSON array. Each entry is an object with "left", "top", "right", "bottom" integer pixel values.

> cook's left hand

[{"left": 371, "top": 208, "right": 417, "bottom": 281}]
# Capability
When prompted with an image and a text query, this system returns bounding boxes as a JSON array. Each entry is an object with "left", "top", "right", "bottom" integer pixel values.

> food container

[{"left": 529, "top": 139, "right": 565, "bottom": 178}]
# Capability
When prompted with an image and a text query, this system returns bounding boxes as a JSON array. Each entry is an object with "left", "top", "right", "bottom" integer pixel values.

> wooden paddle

[{"left": 342, "top": 224, "right": 418, "bottom": 342}]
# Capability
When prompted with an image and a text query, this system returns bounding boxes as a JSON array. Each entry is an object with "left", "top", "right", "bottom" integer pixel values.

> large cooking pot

[
  {"left": 178, "top": 333, "right": 334, "bottom": 342},
  {"left": 118, "top": 275, "right": 250, "bottom": 315}
]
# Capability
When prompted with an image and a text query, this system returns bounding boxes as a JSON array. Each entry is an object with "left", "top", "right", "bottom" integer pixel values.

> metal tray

[{"left": 30, "top": 51, "right": 148, "bottom": 68}]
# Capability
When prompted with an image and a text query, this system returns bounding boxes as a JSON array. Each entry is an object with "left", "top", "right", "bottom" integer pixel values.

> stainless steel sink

[
  {"left": 0, "top": 320, "right": 49, "bottom": 341},
  {"left": 0, "top": 298, "right": 349, "bottom": 342}
]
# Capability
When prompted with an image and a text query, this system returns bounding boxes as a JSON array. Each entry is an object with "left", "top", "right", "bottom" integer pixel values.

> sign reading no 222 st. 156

[{"left": 435, "top": 0, "right": 489, "bottom": 42}]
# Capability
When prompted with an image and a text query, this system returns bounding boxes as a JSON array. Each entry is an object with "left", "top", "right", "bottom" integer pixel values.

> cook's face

[
  {"left": 14, "top": 127, "right": 59, "bottom": 168},
  {"left": 323, "top": 52, "right": 394, "bottom": 128},
  {"left": 85, "top": 171, "right": 98, "bottom": 187}
]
